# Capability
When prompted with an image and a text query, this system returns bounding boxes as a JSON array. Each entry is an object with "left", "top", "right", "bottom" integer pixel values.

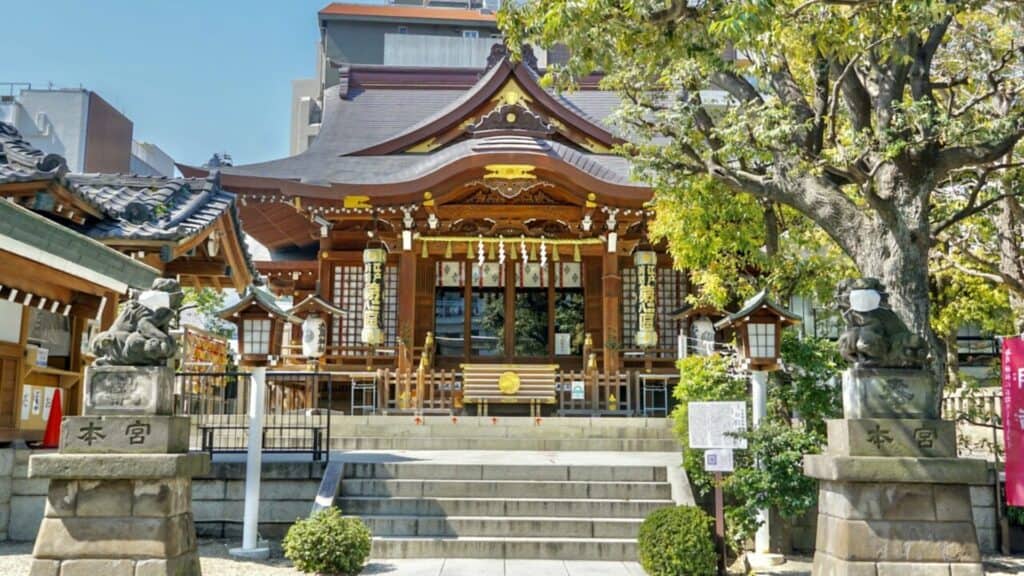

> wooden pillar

[
  {"left": 99, "top": 291, "right": 119, "bottom": 332},
  {"left": 602, "top": 252, "right": 621, "bottom": 373},
  {"left": 397, "top": 250, "right": 417, "bottom": 373}
]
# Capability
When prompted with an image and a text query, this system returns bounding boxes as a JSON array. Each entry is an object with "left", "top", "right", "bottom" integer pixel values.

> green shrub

[
  {"left": 283, "top": 507, "right": 372, "bottom": 575},
  {"left": 1009, "top": 506, "right": 1024, "bottom": 527},
  {"left": 638, "top": 506, "right": 718, "bottom": 576}
]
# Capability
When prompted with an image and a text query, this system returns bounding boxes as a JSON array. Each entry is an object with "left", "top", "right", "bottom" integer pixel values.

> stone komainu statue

[
  {"left": 89, "top": 278, "right": 184, "bottom": 366},
  {"left": 834, "top": 278, "right": 927, "bottom": 368}
]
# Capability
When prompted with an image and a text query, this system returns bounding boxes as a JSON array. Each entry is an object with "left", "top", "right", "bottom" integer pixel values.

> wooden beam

[
  {"left": 217, "top": 215, "right": 253, "bottom": 291},
  {"left": 0, "top": 250, "right": 111, "bottom": 300},
  {"left": 601, "top": 252, "right": 622, "bottom": 373},
  {"left": 397, "top": 250, "right": 417, "bottom": 372},
  {"left": 164, "top": 260, "right": 228, "bottom": 277}
]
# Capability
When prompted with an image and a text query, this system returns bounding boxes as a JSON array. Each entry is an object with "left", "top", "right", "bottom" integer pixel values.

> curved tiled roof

[{"left": 0, "top": 122, "right": 258, "bottom": 280}]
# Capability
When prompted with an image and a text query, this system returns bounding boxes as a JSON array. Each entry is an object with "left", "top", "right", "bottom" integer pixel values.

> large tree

[{"left": 501, "top": 1, "right": 1024, "bottom": 377}]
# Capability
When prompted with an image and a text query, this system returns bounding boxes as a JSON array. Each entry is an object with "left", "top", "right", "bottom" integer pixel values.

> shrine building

[{"left": 180, "top": 46, "right": 692, "bottom": 415}]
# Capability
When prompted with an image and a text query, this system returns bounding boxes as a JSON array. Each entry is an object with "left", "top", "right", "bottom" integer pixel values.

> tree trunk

[
  {"left": 852, "top": 219, "right": 947, "bottom": 389},
  {"left": 996, "top": 195, "right": 1024, "bottom": 333}
]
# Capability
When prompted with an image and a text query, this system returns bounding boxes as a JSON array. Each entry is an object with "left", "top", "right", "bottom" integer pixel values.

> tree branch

[{"left": 935, "top": 126, "right": 1024, "bottom": 180}]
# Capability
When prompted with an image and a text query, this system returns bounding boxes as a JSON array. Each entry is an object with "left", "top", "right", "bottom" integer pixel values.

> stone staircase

[
  {"left": 335, "top": 460, "right": 679, "bottom": 560},
  {"left": 328, "top": 415, "right": 679, "bottom": 452}
]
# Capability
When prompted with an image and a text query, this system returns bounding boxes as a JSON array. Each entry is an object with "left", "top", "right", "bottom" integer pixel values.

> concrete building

[
  {"left": 290, "top": 2, "right": 560, "bottom": 154},
  {"left": 0, "top": 84, "right": 175, "bottom": 177}
]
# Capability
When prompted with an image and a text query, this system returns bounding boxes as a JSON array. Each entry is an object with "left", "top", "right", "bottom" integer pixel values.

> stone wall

[{"left": 191, "top": 461, "right": 324, "bottom": 539}]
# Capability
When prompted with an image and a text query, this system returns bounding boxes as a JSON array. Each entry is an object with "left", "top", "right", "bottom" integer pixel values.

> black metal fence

[{"left": 175, "top": 371, "right": 333, "bottom": 462}]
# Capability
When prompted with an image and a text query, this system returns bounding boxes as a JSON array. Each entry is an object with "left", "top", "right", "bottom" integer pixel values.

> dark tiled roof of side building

[
  {"left": 0, "top": 199, "right": 159, "bottom": 290},
  {"left": 0, "top": 122, "right": 258, "bottom": 280}
]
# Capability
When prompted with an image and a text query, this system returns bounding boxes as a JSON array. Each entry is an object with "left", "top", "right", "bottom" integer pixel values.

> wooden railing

[
  {"left": 380, "top": 367, "right": 457, "bottom": 414},
  {"left": 556, "top": 371, "right": 634, "bottom": 416},
  {"left": 280, "top": 343, "right": 398, "bottom": 370}
]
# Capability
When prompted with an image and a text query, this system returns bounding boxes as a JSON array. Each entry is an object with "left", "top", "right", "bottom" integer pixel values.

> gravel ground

[{"left": 0, "top": 540, "right": 1021, "bottom": 575}]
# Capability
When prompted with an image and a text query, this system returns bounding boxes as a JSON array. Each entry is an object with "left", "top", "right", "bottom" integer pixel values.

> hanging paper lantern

[
  {"left": 634, "top": 249, "right": 658, "bottom": 348},
  {"left": 361, "top": 245, "right": 387, "bottom": 346}
]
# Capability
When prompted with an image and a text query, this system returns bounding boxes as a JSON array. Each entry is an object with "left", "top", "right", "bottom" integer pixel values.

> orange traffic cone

[{"left": 40, "top": 389, "right": 62, "bottom": 449}]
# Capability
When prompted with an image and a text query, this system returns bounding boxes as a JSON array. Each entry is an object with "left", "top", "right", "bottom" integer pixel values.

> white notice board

[{"left": 688, "top": 401, "right": 748, "bottom": 449}]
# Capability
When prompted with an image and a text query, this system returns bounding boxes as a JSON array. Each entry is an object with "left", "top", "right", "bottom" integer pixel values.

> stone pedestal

[
  {"left": 805, "top": 368, "right": 987, "bottom": 576},
  {"left": 29, "top": 365, "right": 209, "bottom": 576}
]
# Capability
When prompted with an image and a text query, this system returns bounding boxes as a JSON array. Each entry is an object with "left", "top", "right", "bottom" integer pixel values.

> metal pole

[
  {"left": 715, "top": 471, "right": 726, "bottom": 576},
  {"left": 230, "top": 366, "right": 269, "bottom": 560},
  {"left": 751, "top": 369, "right": 771, "bottom": 555}
]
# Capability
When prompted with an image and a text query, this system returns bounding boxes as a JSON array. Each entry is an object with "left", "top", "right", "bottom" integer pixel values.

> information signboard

[
  {"left": 688, "top": 401, "right": 748, "bottom": 449},
  {"left": 703, "top": 448, "right": 735, "bottom": 473}
]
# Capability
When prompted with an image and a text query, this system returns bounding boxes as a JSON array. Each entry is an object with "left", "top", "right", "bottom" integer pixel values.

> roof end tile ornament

[{"left": 486, "top": 43, "right": 539, "bottom": 73}]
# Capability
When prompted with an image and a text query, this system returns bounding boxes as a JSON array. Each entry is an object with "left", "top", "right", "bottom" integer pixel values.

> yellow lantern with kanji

[
  {"left": 634, "top": 249, "right": 658, "bottom": 348},
  {"left": 361, "top": 245, "right": 387, "bottom": 346}
]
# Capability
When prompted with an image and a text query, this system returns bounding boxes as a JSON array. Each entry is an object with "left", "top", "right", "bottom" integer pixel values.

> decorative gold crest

[
  {"left": 484, "top": 164, "right": 536, "bottom": 180},
  {"left": 343, "top": 195, "right": 372, "bottom": 209},
  {"left": 498, "top": 371, "right": 521, "bottom": 395}
]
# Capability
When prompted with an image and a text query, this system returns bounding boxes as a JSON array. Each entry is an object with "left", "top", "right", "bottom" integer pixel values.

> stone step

[
  {"left": 328, "top": 423, "right": 677, "bottom": 440},
  {"left": 360, "top": 515, "right": 641, "bottom": 539},
  {"left": 370, "top": 535, "right": 638, "bottom": 561},
  {"left": 340, "top": 479, "right": 672, "bottom": 500},
  {"left": 337, "top": 496, "right": 673, "bottom": 518},
  {"left": 343, "top": 462, "right": 668, "bottom": 482},
  {"left": 329, "top": 436, "right": 679, "bottom": 452}
]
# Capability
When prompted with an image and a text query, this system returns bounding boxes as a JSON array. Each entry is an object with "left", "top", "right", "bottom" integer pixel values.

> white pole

[
  {"left": 230, "top": 366, "right": 270, "bottom": 560},
  {"left": 750, "top": 370, "right": 772, "bottom": 555}
]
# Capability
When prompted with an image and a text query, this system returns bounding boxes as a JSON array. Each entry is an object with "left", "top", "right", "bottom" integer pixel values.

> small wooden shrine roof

[
  {"left": 289, "top": 294, "right": 348, "bottom": 318},
  {"left": 217, "top": 288, "right": 301, "bottom": 324},
  {"left": 714, "top": 290, "right": 802, "bottom": 330}
]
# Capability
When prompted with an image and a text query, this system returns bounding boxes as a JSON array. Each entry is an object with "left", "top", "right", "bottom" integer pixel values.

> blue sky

[{"left": 0, "top": 0, "right": 380, "bottom": 168}]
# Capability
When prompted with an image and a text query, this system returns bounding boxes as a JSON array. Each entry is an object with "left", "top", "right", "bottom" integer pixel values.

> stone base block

[
  {"left": 813, "top": 551, "right": 984, "bottom": 576},
  {"left": 33, "top": 513, "right": 197, "bottom": 559},
  {"left": 28, "top": 553, "right": 200, "bottom": 576},
  {"left": 29, "top": 453, "right": 210, "bottom": 480},
  {"left": 804, "top": 454, "right": 988, "bottom": 485},
  {"left": 842, "top": 368, "right": 939, "bottom": 419},
  {"left": 84, "top": 365, "right": 174, "bottom": 416},
  {"left": 61, "top": 416, "right": 190, "bottom": 454},
  {"left": 826, "top": 418, "right": 956, "bottom": 458}
]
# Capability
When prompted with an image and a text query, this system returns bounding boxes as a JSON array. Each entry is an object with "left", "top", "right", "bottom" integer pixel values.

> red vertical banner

[{"left": 1002, "top": 336, "right": 1024, "bottom": 506}]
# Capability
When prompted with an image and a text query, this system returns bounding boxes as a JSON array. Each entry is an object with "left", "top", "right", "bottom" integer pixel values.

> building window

[
  {"left": 462, "top": 30, "right": 479, "bottom": 39},
  {"left": 471, "top": 263, "right": 504, "bottom": 357},
  {"left": 242, "top": 319, "right": 271, "bottom": 356}
]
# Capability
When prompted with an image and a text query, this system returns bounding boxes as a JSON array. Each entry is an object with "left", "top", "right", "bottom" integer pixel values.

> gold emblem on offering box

[{"left": 498, "top": 371, "right": 521, "bottom": 395}]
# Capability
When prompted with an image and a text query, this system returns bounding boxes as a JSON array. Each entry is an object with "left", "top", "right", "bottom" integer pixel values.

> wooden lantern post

[{"left": 714, "top": 290, "right": 800, "bottom": 565}]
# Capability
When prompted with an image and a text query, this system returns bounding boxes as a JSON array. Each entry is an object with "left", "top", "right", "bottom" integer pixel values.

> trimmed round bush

[
  {"left": 638, "top": 506, "right": 718, "bottom": 576},
  {"left": 283, "top": 507, "right": 372, "bottom": 575}
]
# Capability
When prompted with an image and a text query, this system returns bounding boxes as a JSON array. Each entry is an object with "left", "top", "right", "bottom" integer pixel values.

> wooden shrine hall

[{"left": 184, "top": 46, "right": 692, "bottom": 416}]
